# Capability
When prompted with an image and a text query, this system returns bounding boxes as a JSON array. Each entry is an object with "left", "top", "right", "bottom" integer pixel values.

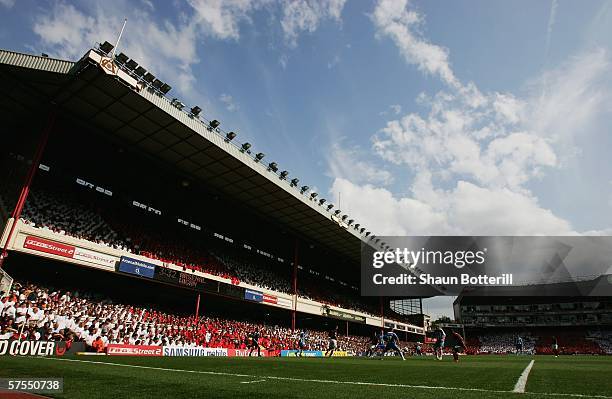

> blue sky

[{"left": 1, "top": 0, "right": 611, "bottom": 318}]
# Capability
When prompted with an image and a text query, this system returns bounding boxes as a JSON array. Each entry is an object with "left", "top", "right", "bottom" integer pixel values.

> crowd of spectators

[
  {"left": 588, "top": 330, "right": 612, "bottom": 354},
  {"left": 0, "top": 280, "right": 369, "bottom": 354},
  {"left": 478, "top": 333, "right": 536, "bottom": 354},
  {"left": 17, "top": 183, "right": 379, "bottom": 316},
  {"left": 535, "top": 333, "right": 603, "bottom": 355}
]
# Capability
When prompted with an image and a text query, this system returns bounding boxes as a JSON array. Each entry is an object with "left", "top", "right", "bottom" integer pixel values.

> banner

[
  {"left": 154, "top": 267, "right": 218, "bottom": 292},
  {"left": 263, "top": 294, "right": 277, "bottom": 304},
  {"left": 118, "top": 256, "right": 156, "bottom": 279},
  {"left": 163, "top": 346, "right": 227, "bottom": 357},
  {"left": 218, "top": 283, "right": 244, "bottom": 299},
  {"left": 244, "top": 289, "right": 263, "bottom": 302},
  {"left": 322, "top": 306, "right": 366, "bottom": 323},
  {"left": 281, "top": 350, "right": 323, "bottom": 357},
  {"left": 22, "top": 236, "right": 116, "bottom": 271},
  {"left": 227, "top": 349, "right": 275, "bottom": 357},
  {"left": 73, "top": 247, "right": 116, "bottom": 270},
  {"left": 106, "top": 344, "right": 162, "bottom": 356},
  {"left": 23, "top": 236, "right": 74, "bottom": 258},
  {"left": 0, "top": 340, "right": 65, "bottom": 357},
  {"left": 277, "top": 297, "right": 293, "bottom": 309}
]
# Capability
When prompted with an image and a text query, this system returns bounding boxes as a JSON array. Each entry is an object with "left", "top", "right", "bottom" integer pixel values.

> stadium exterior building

[
  {"left": 454, "top": 277, "right": 612, "bottom": 328},
  {"left": 0, "top": 44, "right": 424, "bottom": 340}
]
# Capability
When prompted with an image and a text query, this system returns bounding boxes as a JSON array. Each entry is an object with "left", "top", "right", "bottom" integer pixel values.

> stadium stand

[
  {"left": 0, "top": 279, "right": 369, "bottom": 353},
  {"left": 477, "top": 333, "right": 536, "bottom": 354},
  {"left": 4, "top": 157, "right": 379, "bottom": 316}
]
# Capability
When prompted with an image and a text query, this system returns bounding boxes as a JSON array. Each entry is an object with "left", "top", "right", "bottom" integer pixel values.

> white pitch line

[
  {"left": 240, "top": 379, "right": 266, "bottom": 384},
  {"left": 37, "top": 357, "right": 611, "bottom": 398},
  {"left": 514, "top": 359, "right": 535, "bottom": 393}
]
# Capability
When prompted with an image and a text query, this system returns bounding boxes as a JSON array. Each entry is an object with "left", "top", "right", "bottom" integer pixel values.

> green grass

[{"left": 0, "top": 355, "right": 610, "bottom": 399}]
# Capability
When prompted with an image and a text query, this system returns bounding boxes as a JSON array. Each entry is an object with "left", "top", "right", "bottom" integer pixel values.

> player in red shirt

[{"left": 451, "top": 331, "right": 466, "bottom": 362}]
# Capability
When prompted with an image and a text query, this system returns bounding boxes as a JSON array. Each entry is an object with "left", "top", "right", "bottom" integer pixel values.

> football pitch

[{"left": 0, "top": 355, "right": 611, "bottom": 399}]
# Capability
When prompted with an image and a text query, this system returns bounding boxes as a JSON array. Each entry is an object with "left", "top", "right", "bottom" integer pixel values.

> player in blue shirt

[
  {"left": 296, "top": 330, "right": 308, "bottom": 357},
  {"left": 434, "top": 327, "right": 446, "bottom": 360},
  {"left": 381, "top": 330, "right": 405, "bottom": 360},
  {"left": 366, "top": 330, "right": 385, "bottom": 357}
]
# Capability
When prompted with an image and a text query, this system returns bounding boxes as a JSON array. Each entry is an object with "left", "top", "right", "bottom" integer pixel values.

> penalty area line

[
  {"left": 514, "top": 359, "right": 535, "bottom": 393},
  {"left": 36, "top": 357, "right": 611, "bottom": 398}
]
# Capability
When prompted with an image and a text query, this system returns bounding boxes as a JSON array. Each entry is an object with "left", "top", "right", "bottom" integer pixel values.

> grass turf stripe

[{"left": 36, "top": 356, "right": 611, "bottom": 398}]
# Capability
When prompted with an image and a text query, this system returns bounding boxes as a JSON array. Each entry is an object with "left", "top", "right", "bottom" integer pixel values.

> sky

[{"left": 1, "top": 0, "right": 612, "bottom": 319}]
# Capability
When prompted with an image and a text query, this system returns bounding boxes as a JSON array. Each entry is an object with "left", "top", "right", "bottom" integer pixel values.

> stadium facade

[{"left": 0, "top": 43, "right": 424, "bottom": 340}]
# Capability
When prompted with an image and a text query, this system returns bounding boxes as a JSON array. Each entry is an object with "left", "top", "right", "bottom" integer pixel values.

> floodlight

[
  {"left": 100, "top": 41, "right": 114, "bottom": 54},
  {"left": 160, "top": 83, "right": 172, "bottom": 94},
  {"left": 115, "top": 52, "right": 129, "bottom": 64},
  {"left": 190, "top": 106, "right": 202, "bottom": 117},
  {"left": 126, "top": 59, "right": 138, "bottom": 70},
  {"left": 143, "top": 72, "right": 156, "bottom": 83}
]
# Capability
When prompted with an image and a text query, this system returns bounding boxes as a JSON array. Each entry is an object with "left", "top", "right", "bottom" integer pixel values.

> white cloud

[
  {"left": 219, "top": 93, "right": 239, "bottom": 111},
  {"left": 331, "top": 177, "right": 573, "bottom": 236},
  {"left": 327, "top": 54, "right": 341, "bottom": 69},
  {"left": 329, "top": 1, "right": 612, "bottom": 242},
  {"left": 528, "top": 48, "right": 611, "bottom": 159},
  {"left": 331, "top": 178, "right": 448, "bottom": 236},
  {"left": 371, "top": 0, "right": 458, "bottom": 88},
  {"left": 279, "top": 53, "right": 289, "bottom": 69},
  {"left": 281, "top": 0, "right": 346, "bottom": 47},
  {"left": 187, "top": 0, "right": 264, "bottom": 40},
  {"left": 328, "top": 144, "right": 394, "bottom": 186},
  {"left": 545, "top": 0, "right": 558, "bottom": 58},
  {"left": 32, "top": 1, "right": 199, "bottom": 94},
  {"left": 0, "top": 0, "right": 15, "bottom": 8},
  {"left": 31, "top": 0, "right": 347, "bottom": 94}
]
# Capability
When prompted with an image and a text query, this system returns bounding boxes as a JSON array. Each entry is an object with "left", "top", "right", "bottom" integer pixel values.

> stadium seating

[
  {"left": 12, "top": 174, "right": 379, "bottom": 316},
  {"left": 0, "top": 280, "right": 369, "bottom": 353},
  {"left": 477, "top": 333, "right": 536, "bottom": 354}
]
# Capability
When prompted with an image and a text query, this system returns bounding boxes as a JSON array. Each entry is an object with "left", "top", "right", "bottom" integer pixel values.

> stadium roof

[{"left": 0, "top": 47, "right": 378, "bottom": 263}]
